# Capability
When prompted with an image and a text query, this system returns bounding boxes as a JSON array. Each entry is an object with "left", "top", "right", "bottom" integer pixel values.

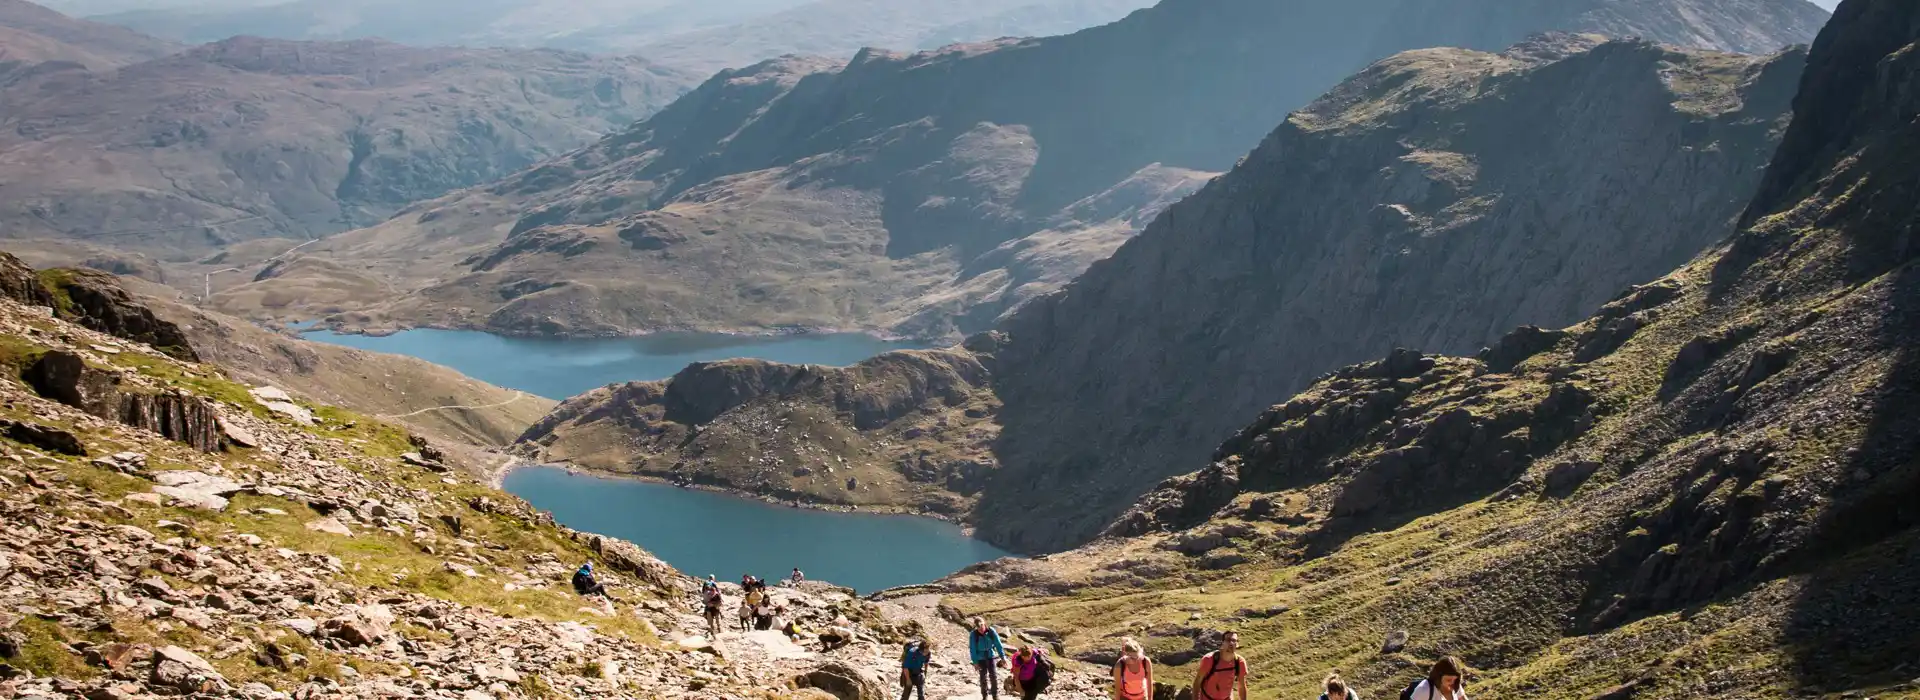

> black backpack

[
  {"left": 1030, "top": 653, "right": 1054, "bottom": 692},
  {"left": 1399, "top": 681, "right": 1434, "bottom": 700}
]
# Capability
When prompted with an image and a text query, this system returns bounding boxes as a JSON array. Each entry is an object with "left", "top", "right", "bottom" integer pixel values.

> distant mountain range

[
  {"left": 213, "top": 0, "right": 1829, "bottom": 342},
  {"left": 76, "top": 0, "right": 1163, "bottom": 74},
  {"left": 0, "top": 0, "right": 697, "bottom": 254}
]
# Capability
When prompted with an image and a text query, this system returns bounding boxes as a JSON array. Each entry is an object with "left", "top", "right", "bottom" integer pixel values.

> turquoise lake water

[
  {"left": 302, "top": 328, "right": 924, "bottom": 399},
  {"left": 504, "top": 466, "right": 1011, "bottom": 592},
  {"left": 301, "top": 328, "right": 1005, "bottom": 589}
]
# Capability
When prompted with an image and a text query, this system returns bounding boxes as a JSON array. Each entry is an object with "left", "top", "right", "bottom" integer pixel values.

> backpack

[
  {"left": 1399, "top": 681, "right": 1435, "bottom": 700},
  {"left": 903, "top": 641, "right": 930, "bottom": 668},
  {"left": 1196, "top": 653, "right": 1247, "bottom": 700},
  {"left": 1029, "top": 651, "right": 1054, "bottom": 692}
]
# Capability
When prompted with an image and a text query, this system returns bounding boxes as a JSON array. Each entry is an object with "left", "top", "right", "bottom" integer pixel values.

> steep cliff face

[
  {"left": 225, "top": 0, "right": 1825, "bottom": 336},
  {"left": 0, "top": 27, "right": 694, "bottom": 254},
  {"left": 957, "top": 3, "right": 1919, "bottom": 694},
  {"left": 975, "top": 36, "right": 1809, "bottom": 550}
]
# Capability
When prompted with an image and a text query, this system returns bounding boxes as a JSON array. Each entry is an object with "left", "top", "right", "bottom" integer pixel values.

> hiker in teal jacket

[{"left": 968, "top": 616, "right": 1008, "bottom": 699}]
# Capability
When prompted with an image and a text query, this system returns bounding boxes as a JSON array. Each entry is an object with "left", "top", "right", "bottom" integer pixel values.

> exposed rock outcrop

[
  {"left": 0, "top": 252, "right": 54, "bottom": 309},
  {"left": 38, "top": 268, "right": 197, "bottom": 361}
]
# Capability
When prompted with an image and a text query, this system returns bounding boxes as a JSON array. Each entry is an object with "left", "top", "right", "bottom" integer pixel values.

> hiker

[
  {"left": 1322, "top": 672, "right": 1359, "bottom": 700},
  {"left": 900, "top": 637, "right": 932, "bottom": 700},
  {"left": 755, "top": 600, "right": 776, "bottom": 630},
  {"left": 571, "top": 562, "right": 606, "bottom": 597},
  {"left": 820, "top": 620, "right": 856, "bottom": 651},
  {"left": 737, "top": 598, "right": 755, "bottom": 632},
  {"left": 701, "top": 585, "right": 724, "bottom": 637},
  {"left": 1401, "top": 656, "right": 1468, "bottom": 700},
  {"left": 1189, "top": 631, "right": 1248, "bottom": 700},
  {"left": 783, "top": 617, "right": 811, "bottom": 643},
  {"left": 1112, "top": 637, "right": 1154, "bottom": 700},
  {"left": 968, "top": 616, "right": 1008, "bottom": 700},
  {"left": 791, "top": 567, "right": 805, "bottom": 584},
  {"left": 1010, "top": 645, "right": 1052, "bottom": 700},
  {"left": 702, "top": 574, "right": 719, "bottom": 592}
]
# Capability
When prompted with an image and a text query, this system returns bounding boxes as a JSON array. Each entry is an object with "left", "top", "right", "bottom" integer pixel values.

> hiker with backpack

[
  {"left": 968, "top": 616, "right": 1009, "bottom": 700},
  {"left": 1189, "top": 631, "right": 1248, "bottom": 700},
  {"left": 1112, "top": 637, "right": 1153, "bottom": 700},
  {"left": 1322, "top": 672, "right": 1359, "bottom": 700},
  {"left": 1400, "top": 656, "right": 1468, "bottom": 700},
  {"left": 701, "top": 584, "right": 724, "bottom": 637},
  {"left": 572, "top": 562, "right": 607, "bottom": 597},
  {"left": 1010, "top": 644, "right": 1053, "bottom": 699},
  {"left": 899, "top": 637, "right": 933, "bottom": 700}
]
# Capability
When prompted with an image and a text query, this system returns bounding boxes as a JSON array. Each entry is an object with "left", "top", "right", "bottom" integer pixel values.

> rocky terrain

[
  {"left": 930, "top": 0, "right": 1920, "bottom": 696},
  {"left": 0, "top": 251, "right": 1122, "bottom": 699},
  {"left": 512, "top": 34, "right": 1812, "bottom": 550},
  {"left": 0, "top": 6, "right": 695, "bottom": 255},
  {"left": 209, "top": 0, "right": 1825, "bottom": 337}
]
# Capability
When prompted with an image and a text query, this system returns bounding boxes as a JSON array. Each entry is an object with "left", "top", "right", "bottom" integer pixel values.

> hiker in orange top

[
  {"left": 1112, "top": 637, "right": 1153, "bottom": 700},
  {"left": 1188, "top": 631, "right": 1247, "bottom": 700}
]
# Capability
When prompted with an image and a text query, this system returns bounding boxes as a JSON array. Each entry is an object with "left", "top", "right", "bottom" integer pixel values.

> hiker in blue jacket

[
  {"left": 899, "top": 637, "right": 932, "bottom": 700},
  {"left": 968, "top": 616, "right": 1008, "bottom": 699}
]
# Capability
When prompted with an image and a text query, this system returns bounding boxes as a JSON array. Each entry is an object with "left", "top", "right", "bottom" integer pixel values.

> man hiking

[
  {"left": 1189, "top": 631, "right": 1248, "bottom": 700},
  {"left": 968, "top": 616, "right": 1008, "bottom": 700},
  {"left": 899, "top": 636, "right": 932, "bottom": 700}
]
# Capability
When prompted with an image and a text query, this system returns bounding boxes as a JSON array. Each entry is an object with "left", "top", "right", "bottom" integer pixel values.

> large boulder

[
  {"left": 0, "top": 252, "right": 53, "bottom": 309},
  {"left": 150, "top": 645, "right": 225, "bottom": 693},
  {"left": 321, "top": 605, "right": 393, "bottom": 647},
  {"left": 589, "top": 535, "right": 682, "bottom": 592},
  {"left": 23, "top": 351, "right": 123, "bottom": 418},
  {"left": 0, "top": 418, "right": 86, "bottom": 456},
  {"left": 39, "top": 268, "right": 198, "bottom": 361},
  {"left": 795, "top": 661, "right": 885, "bottom": 700},
  {"left": 151, "top": 470, "right": 245, "bottom": 511}
]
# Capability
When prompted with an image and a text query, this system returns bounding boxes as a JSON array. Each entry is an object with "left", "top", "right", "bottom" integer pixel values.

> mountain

[
  {"left": 217, "top": 0, "right": 1827, "bottom": 337},
  {"left": 514, "top": 34, "right": 1808, "bottom": 548},
  {"left": 91, "top": 0, "right": 1159, "bottom": 73},
  {"left": 940, "top": 0, "right": 1920, "bottom": 696},
  {"left": 621, "top": 0, "right": 1160, "bottom": 75},
  {"left": 0, "top": 16, "right": 695, "bottom": 256},
  {"left": 0, "top": 0, "right": 178, "bottom": 68}
]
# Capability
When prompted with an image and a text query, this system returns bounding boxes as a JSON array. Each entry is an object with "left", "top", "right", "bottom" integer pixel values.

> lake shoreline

[
  {"left": 497, "top": 461, "right": 983, "bottom": 537},
  {"left": 290, "top": 317, "right": 946, "bottom": 345}
]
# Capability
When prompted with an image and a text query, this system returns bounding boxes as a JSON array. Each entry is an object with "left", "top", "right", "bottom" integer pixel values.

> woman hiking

[
  {"left": 1189, "top": 631, "right": 1247, "bottom": 700},
  {"left": 968, "top": 616, "right": 1008, "bottom": 700},
  {"left": 700, "top": 585, "right": 724, "bottom": 637},
  {"left": 1404, "top": 656, "right": 1468, "bottom": 700},
  {"left": 1112, "top": 637, "right": 1153, "bottom": 700},
  {"left": 1321, "top": 672, "right": 1359, "bottom": 700},
  {"left": 1010, "top": 644, "right": 1052, "bottom": 700}
]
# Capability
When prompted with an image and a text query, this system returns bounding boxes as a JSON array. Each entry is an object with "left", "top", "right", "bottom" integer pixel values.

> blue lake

[
  {"left": 504, "top": 466, "right": 1011, "bottom": 593},
  {"left": 302, "top": 328, "right": 925, "bottom": 399},
  {"left": 302, "top": 327, "right": 1003, "bottom": 589}
]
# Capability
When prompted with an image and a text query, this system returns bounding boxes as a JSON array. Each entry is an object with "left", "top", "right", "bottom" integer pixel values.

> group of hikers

[
  {"left": 578, "top": 562, "right": 1469, "bottom": 700},
  {"left": 924, "top": 622, "right": 1467, "bottom": 700}
]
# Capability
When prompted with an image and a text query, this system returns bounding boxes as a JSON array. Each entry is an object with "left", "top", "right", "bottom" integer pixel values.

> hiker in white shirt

[{"left": 1406, "top": 656, "right": 1468, "bottom": 700}]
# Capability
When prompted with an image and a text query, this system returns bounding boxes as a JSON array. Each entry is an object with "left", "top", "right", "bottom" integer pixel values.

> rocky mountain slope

[
  {"left": 0, "top": 0, "right": 177, "bottom": 69},
  {"left": 0, "top": 9, "right": 695, "bottom": 256},
  {"left": 936, "top": 1, "right": 1920, "bottom": 696},
  {"left": 0, "top": 249, "right": 1109, "bottom": 699},
  {"left": 514, "top": 35, "right": 1809, "bottom": 549},
  {"left": 212, "top": 0, "right": 1826, "bottom": 337},
  {"left": 0, "top": 249, "right": 553, "bottom": 455}
]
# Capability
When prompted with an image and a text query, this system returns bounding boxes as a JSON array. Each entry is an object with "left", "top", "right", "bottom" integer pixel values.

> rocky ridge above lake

[
  {"left": 514, "top": 34, "right": 1811, "bottom": 552},
  {"left": 931, "top": 0, "right": 1920, "bottom": 695},
  {"left": 206, "top": 0, "right": 1825, "bottom": 337}
]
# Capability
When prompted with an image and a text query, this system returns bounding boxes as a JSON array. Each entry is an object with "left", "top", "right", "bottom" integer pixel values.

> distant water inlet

[
  {"left": 504, "top": 466, "right": 1011, "bottom": 593},
  {"left": 302, "top": 328, "right": 926, "bottom": 399}
]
